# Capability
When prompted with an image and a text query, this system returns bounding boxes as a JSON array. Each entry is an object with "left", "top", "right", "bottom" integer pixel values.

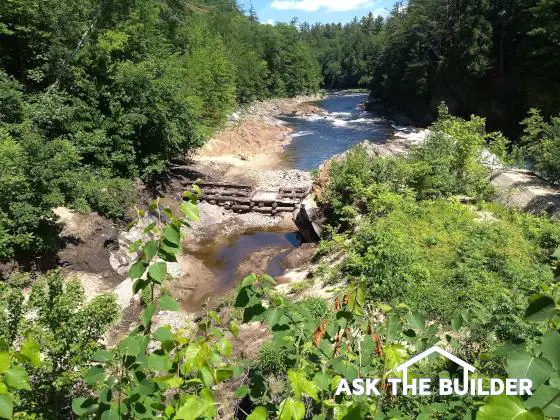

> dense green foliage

[
  {"left": 0, "top": 270, "right": 119, "bottom": 417},
  {"left": 300, "top": 13, "right": 383, "bottom": 89},
  {"left": 302, "top": 0, "right": 560, "bottom": 133},
  {"left": 520, "top": 109, "right": 560, "bottom": 184},
  {"left": 320, "top": 110, "right": 560, "bottom": 344},
  {"left": 1, "top": 0, "right": 559, "bottom": 418},
  {"left": 0, "top": 173, "right": 555, "bottom": 418},
  {"left": 0, "top": 0, "right": 321, "bottom": 261},
  {"left": 65, "top": 192, "right": 559, "bottom": 419}
]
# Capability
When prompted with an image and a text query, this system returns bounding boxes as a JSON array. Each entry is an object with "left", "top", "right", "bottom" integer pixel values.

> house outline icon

[{"left": 394, "top": 346, "right": 476, "bottom": 390}]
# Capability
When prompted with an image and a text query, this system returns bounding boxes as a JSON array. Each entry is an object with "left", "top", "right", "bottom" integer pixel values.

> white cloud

[
  {"left": 265, "top": 18, "right": 275, "bottom": 25},
  {"left": 270, "top": 0, "right": 374, "bottom": 12},
  {"left": 371, "top": 7, "right": 389, "bottom": 17}
]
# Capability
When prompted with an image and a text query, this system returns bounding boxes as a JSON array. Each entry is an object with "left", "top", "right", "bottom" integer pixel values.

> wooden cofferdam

[{"left": 188, "top": 182, "right": 310, "bottom": 215}]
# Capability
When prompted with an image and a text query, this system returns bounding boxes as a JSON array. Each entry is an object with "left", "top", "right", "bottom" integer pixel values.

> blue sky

[{"left": 245, "top": 0, "right": 396, "bottom": 25}]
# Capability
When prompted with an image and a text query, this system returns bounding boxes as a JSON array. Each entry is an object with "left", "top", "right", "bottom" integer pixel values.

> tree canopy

[{"left": 0, "top": 0, "right": 321, "bottom": 260}]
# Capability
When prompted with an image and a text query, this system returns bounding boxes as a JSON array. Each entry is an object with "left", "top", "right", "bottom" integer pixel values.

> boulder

[
  {"left": 293, "top": 196, "right": 325, "bottom": 242},
  {"left": 490, "top": 170, "right": 560, "bottom": 219},
  {"left": 281, "top": 243, "right": 317, "bottom": 269}
]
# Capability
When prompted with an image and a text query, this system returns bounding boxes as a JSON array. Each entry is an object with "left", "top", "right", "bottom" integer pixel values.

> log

[
  {"left": 231, "top": 204, "right": 251, "bottom": 211},
  {"left": 253, "top": 207, "right": 275, "bottom": 213},
  {"left": 200, "top": 195, "right": 252, "bottom": 204}
]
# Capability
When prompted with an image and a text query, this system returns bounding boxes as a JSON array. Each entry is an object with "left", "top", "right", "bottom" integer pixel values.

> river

[
  {"left": 186, "top": 92, "right": 393, "bottom": 308},
  {"left": 282, "top": 91, "right": 393, "bottom": 170}
]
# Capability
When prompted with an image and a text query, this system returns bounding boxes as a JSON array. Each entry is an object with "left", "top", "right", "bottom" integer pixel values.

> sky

[{"left": 246, "top": 0, "right": 396, "bottom": 25}]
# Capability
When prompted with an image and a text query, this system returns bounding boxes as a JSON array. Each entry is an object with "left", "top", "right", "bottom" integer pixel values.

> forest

[
  {"left": 0, "top": 0, "right": 320, "bottom": 261},
  {"left": 1, "top": 0, "right": 560, "bottom": 419},
  {"left": 302, "top": 0, "right": 560, "bottom": 136}
]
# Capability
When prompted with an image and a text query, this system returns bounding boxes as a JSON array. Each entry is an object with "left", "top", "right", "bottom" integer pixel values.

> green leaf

[
  {"left": 85, "top": 366, "right": 105, "bottom": 386},
  {"left": 162, "top": 225, "right": 180, "bottom": 246},
  {"left": 235, "top": 385, "right": 249, "bottom": 398},
  {"left": 5, "top": 366, "right": 30, "bottom": 390},
  {"left": 143, "top": 240, "right": 158, "bottom": 260},
  {"left": 313, "top": 372, "right": 331, "bottom": 391},
  {"left": 288, "top": 371, "right": 319, "bottom": 401},
  {"left": 525, "top": 385, "right": 560, "bottom": 417},
  {"left": 148, "top": 262, "right": 167, "bottom": 283},
  {"left": 265, "top": 308, "right": 283, "bottom": 327},
  {"left": 20, "top": 338, "right": 40, "bottom": 368},
  {"left": 550, "top": 372, "right": 560, "bottom": 389},
  {"left": 148, "top": 199, "right": 159, "bottom": 213},
  {"left": 278, "top": 398, "right": 305, "bottom": 420},
  {"left": 133, "top": 278, "right": 150, "bottom": 294},
  {"left": 0, "top": 394, "right": 13, "bottom": 419},
  {"left": 147, "top": 354, "right": 169, "bottom": 371},
  {"left": 493, "top": 340, "right": 526, "bottom": 357},
  {"left": 451, "top": 316, "right": 462, "bottom": 331},
  {"left": 461, "top": 308, "right": 473, "bottom": 323},
  {"left": 209, "top": 311, "right": 221, "bottom": 325},
  {"left": 216, "top": 368, "right": 234, "bottom": 383},
  {"left": 247, "top": 406, "right": 268, "bottom": 420},
  {"left": 165, "top": 376, "right": 184, "bottom": 388},
  {"left": 153, "top": 327, "right": 174, "bottom": 342},
  {"left": 260, "top": 274, "right": 276, "bottom": 287},
  {"left": 143, "top": 222, "right": 157, "bottom": 234},
  {"left": 525, "top": 295, "right": 556, "bottom": 322},
  {"left": 129, "top": 260, "right": 148, "bottom": 280},
  {"left": 72, "top": 397, "right": 99, "bottom": 416},
  {"left": 0, "top": 353, "right": 10, "bottom": 374},
  {"left": 506, "top": 351, "right": 552, "bottom": 388},
  {"left": 552, "top": 246, "right": 560, "bottom": 260},
  {"left": 407, "top": 312, "right": 425, "bottom": 330},
  {"left": 191, "top": 184, "right": 202, "bottom": 196},
  {"left": 175, "top": 390, "right": 215, "bottom": 419},
  {"left": 100, "top": 405, "right": 119, "bottom": 420},
  {"left": 180, "top": 201, "right": 200, "bottom": 222},
  {"left": 160, "top": 240, "right": 181, "bottom": 256},
  {"left": 118, "top": 336, "right": 140, "bottom": 357},
  {"left": 91, "top": 350, "right": 114, "bottom": 363},
  {"left": 160, "top": 295, "right": 180, "bottom": 311},
  {"left": 132, "top": 379, "right": 155, "bottom": 396},
  {"left": 217, "top": 338, "right": 232, "bottom": 356},
  {"left": 163, "top": 208, "right": 174, "bottom": 220},
  {"left": 477, "top": 396, "right": 543, "bottom": 420},
  {"left": 241, "top": 274, "right": 258, "bottom": 288},
  {"left": 142, "top": 303, "right": 156, "bottom": 328},
  {"left": 199, "top": 365, "right": 214, "bottom": 387},
  {"left": 230, "top": 321, "right": 239, "bottom": 338},
  {"left": 384, "top": 344, "right": 409, "bottom": 372},
  {"left": 540, "top": 331, "right": 560, "bottom": 370}
]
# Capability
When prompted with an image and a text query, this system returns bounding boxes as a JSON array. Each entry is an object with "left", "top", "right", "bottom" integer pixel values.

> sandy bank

[{"left": 196, "top": 94, "right": 323, "bottom": 170}]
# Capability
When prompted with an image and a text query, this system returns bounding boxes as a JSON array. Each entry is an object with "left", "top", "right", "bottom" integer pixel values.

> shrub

[
  {"left": 323, "top": 105, "right": 507, "bottom": 229},
  {"left": 520, "top": 108, "right": 560, "bottom": 183},
  {"left": 257, "top": 341, "right": 292, "bottom": 376},
  {"left": 0, "top": 270, "right": 119, "bottom": 418},
  {"left": 300, "top": 297, "right": 329, "bottom": 319},
  {"left": 339, "top": 199, "right": 556, "bottom": 340}
]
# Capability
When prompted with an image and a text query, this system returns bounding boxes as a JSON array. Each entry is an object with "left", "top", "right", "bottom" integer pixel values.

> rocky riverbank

[{"left": 52, "top": 95, "right": 325, "bottom": 343}]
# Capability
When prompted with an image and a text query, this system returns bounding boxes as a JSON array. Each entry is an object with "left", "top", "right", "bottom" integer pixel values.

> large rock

[
  {"left": 490, "top": 170, "right": 560, "bottom": 219},
  {"left": 293, "top": 196, "right": 324, "bottom": 242},
  {"left": 281, "top": 243, "right": 317, "bottom": 269}
]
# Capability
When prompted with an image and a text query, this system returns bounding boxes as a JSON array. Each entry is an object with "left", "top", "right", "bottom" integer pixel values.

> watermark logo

[{"left": 335, "top": 346, "right": 532, "bottom": 397}]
